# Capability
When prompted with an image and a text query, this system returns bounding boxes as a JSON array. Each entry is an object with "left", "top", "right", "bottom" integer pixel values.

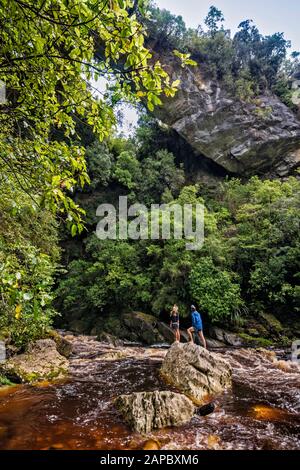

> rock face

[
  {"left": 156, "top": 321, "right": 175, "bottom": 344},
  {"left": 154, "top": 58, "right": 300, "bottom": 177},
  {"left": 209, "top": 327, "right": 243, "bottom": 347},
  {"left": 2, "top": 339, "right": 69, "bottom": 383},
  {"left": 115, "top": 391, "right": 195, "bottom": 434},
  {"left": 90, "top": 311, "right": 166, "bottom": 345},
  {"left": 160, "top": 342, "right": 232, "bottom": 404},
  {"left": 64, "top": 309, "right": 229, "bottom": 347},
  {"left": 122, "top": 312, "right": 165, "bottom": 345}
]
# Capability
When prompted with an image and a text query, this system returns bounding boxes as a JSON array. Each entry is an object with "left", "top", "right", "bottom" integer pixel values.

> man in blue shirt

[{"left": 187, "top": 305, "right": 207, "bottom": 349}]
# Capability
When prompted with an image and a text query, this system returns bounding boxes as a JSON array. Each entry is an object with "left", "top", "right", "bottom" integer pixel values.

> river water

[{"left": 0, "top": 334, "right": 299, "bottom": 450}]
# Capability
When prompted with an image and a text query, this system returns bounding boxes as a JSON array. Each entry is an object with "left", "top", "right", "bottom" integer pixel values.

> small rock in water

[
  {"left": 115, "top": 391, "right": 195, "bottom": 434},
  {"left": 196, "top": 402, "right": 215, "bottom": 416}
]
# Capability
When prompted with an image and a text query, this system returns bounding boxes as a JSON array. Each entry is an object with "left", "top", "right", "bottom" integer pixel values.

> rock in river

[
  {"left": 115, "top": 391, "right": 195, "bottom": 434},
  {"left": 48, "top": 330, "right": 73, "bottom": 358},
  {"left": 2, "top": 339, "right": 69, "bottom": 383},
  {"left": 160, "top": 342, "right": 232, "bottom": 404}
]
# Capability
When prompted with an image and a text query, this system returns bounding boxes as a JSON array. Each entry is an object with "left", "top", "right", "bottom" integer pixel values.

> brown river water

[{"left": 0, "top": 334, "right": 300, "bottom": 450}]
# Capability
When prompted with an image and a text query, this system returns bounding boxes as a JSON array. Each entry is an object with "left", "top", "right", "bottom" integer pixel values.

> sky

[{"left": 112, "top": 0, "right": 300, "bottom": 133}]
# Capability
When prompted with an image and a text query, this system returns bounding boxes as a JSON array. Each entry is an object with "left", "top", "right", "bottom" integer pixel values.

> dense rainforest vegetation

[
  {"left": 56, "top": 118, "right": 300, "bottom": 341},
  {"left": 0, "top": 1, "right": 299, "bottom": 350}
]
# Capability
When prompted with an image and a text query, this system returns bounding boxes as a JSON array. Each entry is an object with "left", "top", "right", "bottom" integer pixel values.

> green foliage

[
  {"left": 84, "top": 142, "right": 114, "bottom": 190},
  {"left": 0, "top": 375, "right": 15, "bottom": 387},
  {"left": 223, "top": 176, "right": 300, "bottom": 314},
  {"left": 272, "top": 54, "right": 300, "bottom": 111},
  {"left": 83, "top": 137, "right": 185, "bottom": 205},
  {"left": 0, "top": 177, "right": 59, "bottom": 348},
  {"left": 189, "top": 257, "right": 244, "bottom": 322},
  {"left": 56, "top": 238, "right": 152, "bottom": 318},
  {"left": 114, "top": 151, "right": 141, "bottom": 190},
  {"left": 145, "top": 5, "right": 187, "bottom": 50},
  {"left": 0, "top": 1, "right": 190, "bottom": 347},
  {"left": 0, "top": 0, "right": 183, "bottom": 230},
  {"left": 233, "top": 21, "right": 291, "bottom": 88},
  {"left": 57, "top": 172, "right": 300, "bottom": 328},
  {"left": 204, "top": 6, "right": 225, "bottom": 35},
  {"left": 2, "top": 2, "right": 298, "bottom": 344},
  {"left": 137, "top": 149, "right": 185, "bottom": 204}
]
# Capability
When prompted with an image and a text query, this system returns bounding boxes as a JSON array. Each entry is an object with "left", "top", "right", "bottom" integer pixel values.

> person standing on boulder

[
  {"left": 170, "top": 304, "right": 180, "bottom": 343},
  {"left": 187, "top": 305, "right": 206, "bottom": 349}
]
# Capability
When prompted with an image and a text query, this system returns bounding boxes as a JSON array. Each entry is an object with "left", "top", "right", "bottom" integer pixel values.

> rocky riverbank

[{"left": 60, "top": 310, "right": 299, "bottom": 350}]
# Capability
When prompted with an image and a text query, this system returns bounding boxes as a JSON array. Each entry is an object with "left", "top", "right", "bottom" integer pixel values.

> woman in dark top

[{"left": 170, "top": 304, "right": 180, "bottom": 343}]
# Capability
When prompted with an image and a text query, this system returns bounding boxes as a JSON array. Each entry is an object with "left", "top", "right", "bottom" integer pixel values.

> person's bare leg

[
  {"left": 173, "top": 330, "right": 177, "bottom": 343},
  {"left": 177, "top": 329, "right": 181, "bottom": 343},
  {"left": 198, "top": 330, "right": 207, "bottom": 349},
  {"left": 187, "top": 327, "right": 194, "bottom": 343}
]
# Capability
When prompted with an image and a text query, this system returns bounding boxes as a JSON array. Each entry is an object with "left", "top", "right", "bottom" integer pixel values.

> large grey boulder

[
  {"left": 115, "top": 391, "right": 195, "bottom": 434},
  {"left": 157, "top": 321, "right": 175, "bottom": 343},
  {"left": 154, "top": 57, "right": 300, "bottom": 177},
  {"left": 160, "top": 342, "right": 232, "bottom": 404},
  {"left": 156, "top": 322, "right": 191, "bottom": 344},
  {"left": 2, "top": 339, "right": 69, "bottom": 383}
]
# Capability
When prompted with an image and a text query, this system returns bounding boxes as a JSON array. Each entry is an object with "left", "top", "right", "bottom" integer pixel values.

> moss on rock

[
  {"left": 2, "top": 339, "right": 69, "bottom": 384},
  {"left": 258, "top": 312, "right": 284, "bottom": 334},
  {"left": 238, "top": 333, "right": 274, "bottom": 348}
]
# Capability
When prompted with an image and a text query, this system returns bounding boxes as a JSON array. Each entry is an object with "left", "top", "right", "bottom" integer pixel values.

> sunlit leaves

[
  {"left": 0, "top": 0, "right": 185, "bottom": 230},
  {"left": 173, "top": 50, "right": 197, "bottom": 67}
]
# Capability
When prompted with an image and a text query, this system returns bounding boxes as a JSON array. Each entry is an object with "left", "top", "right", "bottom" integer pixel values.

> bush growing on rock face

[
  {"left": 147, "top": 5, "right": 296, "bottom": 106},
  {"left": 145, "top": 6, "right": 187, "bottom": 51}
]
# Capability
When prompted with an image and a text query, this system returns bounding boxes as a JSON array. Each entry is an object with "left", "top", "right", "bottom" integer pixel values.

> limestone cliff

[{"left": 154, "top": 56, "right": 300, "bottom": 177}]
